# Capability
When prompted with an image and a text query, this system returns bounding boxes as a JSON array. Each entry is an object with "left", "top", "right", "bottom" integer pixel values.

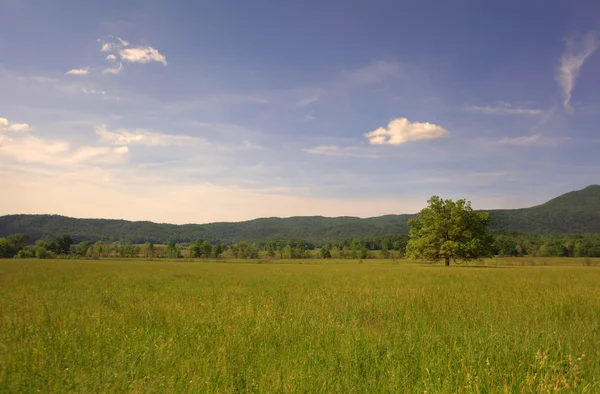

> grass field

[{"left": 1, "top": 259, "right": 600, "bottom": 392}]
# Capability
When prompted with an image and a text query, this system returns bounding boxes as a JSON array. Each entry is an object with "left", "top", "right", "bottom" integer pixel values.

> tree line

[
  {"left": 2, "top": 196, "right": 600, "bottom": 262},
  {"left": 2, "top": 232, "right": 600, "bottom": 260}
]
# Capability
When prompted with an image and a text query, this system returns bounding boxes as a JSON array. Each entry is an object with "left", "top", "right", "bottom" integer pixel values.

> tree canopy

[{"left": 406, "top": 196, "right": 493, "bottom": 266}]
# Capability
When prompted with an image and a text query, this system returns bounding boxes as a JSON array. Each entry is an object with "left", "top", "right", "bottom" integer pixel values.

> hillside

[
  {"left": 488, "top": 185, "right": 600, "bottom": 234},
  {"left": 1, "top": 185, "right": 599, "bottom": 243}
]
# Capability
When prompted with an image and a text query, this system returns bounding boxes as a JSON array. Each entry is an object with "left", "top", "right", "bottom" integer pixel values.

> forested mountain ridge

[
  {"left": 487, "top": 185, "right": 600, "bottom": 234},
  {"left": 1, "top": 185, "right": 599, "bottom": 243}
]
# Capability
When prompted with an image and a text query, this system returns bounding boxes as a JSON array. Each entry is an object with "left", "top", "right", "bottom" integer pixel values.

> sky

[{"left": 1, "top": 0, "right": 600, "bottom": 224}]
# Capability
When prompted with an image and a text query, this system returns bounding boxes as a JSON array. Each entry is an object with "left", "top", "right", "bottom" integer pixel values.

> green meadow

[{"left": 1, "top": 259, "right": 600, "bottom": 392}]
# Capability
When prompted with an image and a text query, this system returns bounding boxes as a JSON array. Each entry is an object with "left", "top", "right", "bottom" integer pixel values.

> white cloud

[
  {"left": 100, "top": 43, "right": 113, "bottom": 52},
  {"left": 495, "top": 133, "right": 568, "bottom": 147},
  {"left": 364, "top": 118, "right": 449, "bottom": 145},
  {"left": 113, "top": 146, "right": 129, "bottom": 154},
  {"left": 106, "top": 54, "right": 117, "bottom": 62},
  {"left": 103, "top": 62, "right": 124, "bottom": 75},
  {"left": 467, "top": 104, "right": 542, "bottom": 116},
  {"left": 119, "top": 47, "right": 167, "bottom": 65},
  {"left": 0, "top": 135, "right": 123, "bottom": 165},
  {"left": 99, "top": 36, "right": 129, "bottom": 53},
  {"left": 66, "top": 68, "right": 89, "bottom": 76},
  {"left": 96, "top": 125, "right": 207, "bottom": 147},
  {"left": 0, "top": 117, "right": 31, "bottom": 132},
  {"left": 556, "top": 33, "right": 598, "bottom": 112}
]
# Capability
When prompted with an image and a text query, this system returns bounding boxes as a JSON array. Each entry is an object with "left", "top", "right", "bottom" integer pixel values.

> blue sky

[{"left": 1, "top": 0, "right": 599, "bottom": 223}]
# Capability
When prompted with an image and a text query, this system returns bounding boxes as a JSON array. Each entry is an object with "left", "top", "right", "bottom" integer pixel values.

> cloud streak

[
  {"left": 0, "top": 135, "right": 127, "bottom": 165},
  {"left": 467, "top": 104, "right": 542, "bottom": 116},
  {"left": 364, "top": 118, "right": 449, "bottom": 145},
  {"left": 96, "top": 125, "right": 207, "bottom": 147},
  {"left": 556, "top": 33, "right": 597, "bottom": 112},
  {"left": 296, "top": 92, "right": 322, "bottom": 107},
  {"left": 66, "top": 68, "right": 89, "bottom": 76},
  {"left": 103, "top": 62, "right": 124, "bottom": 75},
  {"left": 495, "top": 133, "right": 568, "bottom": 147}
]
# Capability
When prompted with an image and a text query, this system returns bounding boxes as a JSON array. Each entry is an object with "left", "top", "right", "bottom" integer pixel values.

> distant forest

[
  {"left": 1, "top": 185, "right": 600, "bottom": 259},
  {"left": 2, "top": 231, "right": 600, "bottom": 260},
  {"left": 1, "top": 185, "right": 599, "bottom": 244}
]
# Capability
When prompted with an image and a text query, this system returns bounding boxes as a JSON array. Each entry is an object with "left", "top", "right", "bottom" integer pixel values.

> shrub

[{"left": 15, "top": 249, "right": 34, "bottom": 259}]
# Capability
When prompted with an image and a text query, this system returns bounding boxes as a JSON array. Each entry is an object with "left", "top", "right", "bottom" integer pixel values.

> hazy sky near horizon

[{"left": 1, "top": 0, "right": 600, "bottom": 224}]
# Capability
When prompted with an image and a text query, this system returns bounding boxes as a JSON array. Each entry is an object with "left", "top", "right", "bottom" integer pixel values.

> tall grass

[{"left": 1, "top": 259, "right": 599, "bottom": 392}]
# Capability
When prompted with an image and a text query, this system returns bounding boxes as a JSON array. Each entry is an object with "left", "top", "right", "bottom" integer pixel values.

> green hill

[
  {"left": 488, "top": 185, "right": 600, "bottom": 234},
  {"left": 1, "top": 185, "right": 599, "bottom": 243}
]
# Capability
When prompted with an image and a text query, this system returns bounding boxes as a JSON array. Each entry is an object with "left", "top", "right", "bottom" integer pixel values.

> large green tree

[{"left": 406, "top": 196, "right": 492, "bottom": 266}]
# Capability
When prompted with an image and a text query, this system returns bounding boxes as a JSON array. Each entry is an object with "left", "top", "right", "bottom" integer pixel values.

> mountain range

[{"left": 1, "top": 185, "right": 599, "bottom": 244}]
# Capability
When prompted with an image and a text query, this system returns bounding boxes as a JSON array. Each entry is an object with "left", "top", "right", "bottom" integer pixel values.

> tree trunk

[{"left": 445, "top": 256, "right": 450, "bottom": 266}]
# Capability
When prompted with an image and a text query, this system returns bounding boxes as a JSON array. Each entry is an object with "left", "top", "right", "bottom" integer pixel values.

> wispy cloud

[
  {"left": 467, "top": 103, "right": 543, "bottom": 116},
  {"left": 556, "top": 33, "right": 597, "bottom": 112},
  {"left": 81, "top": 88, "right": 106, "bottom": 96},
  {"left": 95, "top": 125, "right": 207, "bottom": 147},
  {"left": 302, "top": 145, "right": 380, "bottom": 158},
  {"left": 0, "top": 117, "right": 31, "bottom": 132},
  {"left": 67, "top": 37, "right": 167, "bottom": 76},
  {"left": 495, "top": 133, "right": 568, "bottom": 147},
  {"left": 364, "top": 118, "right": 449, "bottom": 145},
  {"left": 296, "top": 92, "right": 322, "bottom": 107},
  {"left": 119, "top": 47, "right": 167, "bottom": 65},
  {"left": 103, "top": 62, "right": 124, "bottom": 75},
  {"left": 66, "top": 68, "right": 89, "bottom": 76},
  {"left": 99, "top": 36, "right": 129, "bottom": 52},
  {"left": 113, "top": 146, "right": 129, "bottom": 154},
  {"left": 0, "top": 134, "right": 126, "bottom": 165},
  {"left": 341, "top": 60, "right": 400, "bottom": 85},
  {"left": 304, "top": 145, "right": 358, "bottom": 155}
]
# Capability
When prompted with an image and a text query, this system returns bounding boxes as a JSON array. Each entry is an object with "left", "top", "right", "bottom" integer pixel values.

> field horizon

[{"left": 3, "top": 184, "right": 600, "bottom": 244}]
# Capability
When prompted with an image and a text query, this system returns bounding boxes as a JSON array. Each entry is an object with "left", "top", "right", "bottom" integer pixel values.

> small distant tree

[
  {"left": 143, "top": 242, "right": 155, "bottom": 259},
  {"left": 8, "top": 233, "right": 29, "bottom": 252},
  {"left": 244, "top": 243, "right": 259, "bottom": 259},
  {"left": 190, "top": 239, "right": 203, "bottom": 258},
  {"left": 320, "top": 246, "right": 331, "bottom": 259},
  {"left": 0, "top": 234, "right": 30, "bottom": 257},
  {"left": 330, "top": 246, "right": 341, "bottom": 259},
  {"left": 75, "top": 241, "right": 91, "bottom": 256},
  {"left": 52, "top": 234, "right": 73, "bottom": 255},
  {"left": 230, "top": 244, "right": 240, "bottom": 258},
  {"left": 380, "top": 245, "right": 390, "bottom": 259},
  {"left": 238, "top": 241, "right": 248, "bottom": 257},
  {"left": 406, "top": 196, "right": 492, "bottom": 266},
  {"left": 200, "top": 241, "right": 212, "bottom": 258},
  {"left": 165, "top": 241, "right": 179, "bottom": 259},
  {"left": 0, "top": 238, "right": 13, "bottom": 258},
  {"left": 15, "top": 249, "right": 34, "bottom": 259},
  {"left": 213, "top": 244, "right": 224, "bottom": 258},
  {"left": 34, "top": 240, "right": 54, "bottom": 259},
  {"left": 123, "top": 243, "right": 136, "bottom": 257}
]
